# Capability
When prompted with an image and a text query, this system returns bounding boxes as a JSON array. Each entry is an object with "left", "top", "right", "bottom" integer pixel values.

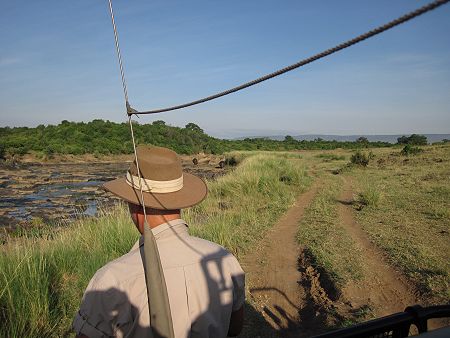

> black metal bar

[
  {"left": 312, "top": 312, "right": 414, "bottom": 338},
  {"left": 405, "top": 305, "right": 450, "bottom": 334},
  {"left": 312, "top": 305, "right": 450, "bottom": 338}
]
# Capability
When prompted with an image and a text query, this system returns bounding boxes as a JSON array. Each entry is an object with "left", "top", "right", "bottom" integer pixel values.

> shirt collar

[{"left": 132, "top": 218, "right": 188, "bottom": 250}]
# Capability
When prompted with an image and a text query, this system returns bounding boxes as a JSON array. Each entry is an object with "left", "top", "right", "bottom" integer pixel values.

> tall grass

[
  {"left": 186, "top": 154, "right": 310, "bottom": 257},
  {"left": 0, "top": 153, "right": 310, "bottom": 337},
  {"left": 0, "top": 206, "right": 137, "bottom": 337}
]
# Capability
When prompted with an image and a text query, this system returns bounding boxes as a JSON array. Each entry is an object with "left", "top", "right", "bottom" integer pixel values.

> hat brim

[{"left": 103, "top": 172, "right": 207, "bottom": 210}]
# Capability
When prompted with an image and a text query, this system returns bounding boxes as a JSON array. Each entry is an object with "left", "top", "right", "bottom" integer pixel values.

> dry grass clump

[{"left": 355, "top": 179, "right": 383, "bottom": 208}]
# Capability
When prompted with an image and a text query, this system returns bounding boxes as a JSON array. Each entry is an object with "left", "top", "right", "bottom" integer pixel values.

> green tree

[
  {"left": 351, "top": 151, "right": 370, "bottom": 166},
  {"left": 397, "top": 134, "right": 427, "bottom": 145},
  {"left": 284, "top": 135, "right": 295, "bottom": 142},
  {"left": 408, "top": 134, "right": 427, "bottom": 145},
  {"left": 185, "top": 123, "right": 204, "bottom": 133},
  {"left": 397, "top": 136, "right": 408, "bottom": 144}
]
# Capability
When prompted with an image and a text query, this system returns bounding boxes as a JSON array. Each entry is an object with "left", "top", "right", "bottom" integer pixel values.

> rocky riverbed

[{"left": 0, "top": 156, "right": 226, "bottom": 232}]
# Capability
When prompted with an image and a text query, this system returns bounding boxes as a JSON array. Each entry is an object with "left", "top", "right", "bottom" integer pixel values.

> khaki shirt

[{"left": 73, "top": 219, "right": 245, "bottom": 338}]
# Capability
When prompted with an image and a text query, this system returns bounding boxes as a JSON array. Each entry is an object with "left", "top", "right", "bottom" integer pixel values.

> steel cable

[
  {"left": 132, "top": 0, "right": 449, "bottom": 115},
  {"left": 108, "top": 1, "right": 175, "bottom": 338},
  {"left": 107, "top": 0, "right": 129, "bottom": 108}
]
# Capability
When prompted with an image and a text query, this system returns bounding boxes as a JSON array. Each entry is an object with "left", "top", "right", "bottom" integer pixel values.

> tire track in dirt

[
  {"left": 337, "top": 176, "right": 418, "bottom": 317},
  {"left": 241, "top": 182, "right": 320, "bottom": 336},
  {"left": 241, "top": 173, "right": 423, "bottom": 338}
]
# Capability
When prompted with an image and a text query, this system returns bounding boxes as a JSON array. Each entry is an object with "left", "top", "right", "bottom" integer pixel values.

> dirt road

[
  {"left": 240, "top": 174, "right": 422, "bottom": 337},
  {"left": 242, "top": 183, "right": 320, "bottom": 337}
]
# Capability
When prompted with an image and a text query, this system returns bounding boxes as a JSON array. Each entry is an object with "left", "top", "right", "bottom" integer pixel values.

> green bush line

[
  {"left": 0, "top": 119, "right": 393, "bottom": 158},
  {"left": 0, "top": 153, "right": 310, "bottom": 337}
]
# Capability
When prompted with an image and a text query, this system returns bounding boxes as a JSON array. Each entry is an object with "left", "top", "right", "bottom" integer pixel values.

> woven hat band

[{"left": 126, "top": 171, "right": 184, "bottom": 193}]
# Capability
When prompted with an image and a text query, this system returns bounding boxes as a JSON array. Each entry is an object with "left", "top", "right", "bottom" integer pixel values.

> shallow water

[
  {"left": 0, "top": 162, "right": 128, "bottom": 228},
  {"left": 0, "top": 160, "right": 225, "bottom": 229}
]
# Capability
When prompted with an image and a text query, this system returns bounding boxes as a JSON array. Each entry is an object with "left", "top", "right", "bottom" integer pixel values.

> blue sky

[{"left": 1, "top": 0, "right": 449, "bottom": 137}]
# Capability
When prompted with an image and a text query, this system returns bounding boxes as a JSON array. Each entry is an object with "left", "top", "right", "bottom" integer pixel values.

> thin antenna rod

[{"left": 108, "top": 0, "right": 129, "bottom": 105}]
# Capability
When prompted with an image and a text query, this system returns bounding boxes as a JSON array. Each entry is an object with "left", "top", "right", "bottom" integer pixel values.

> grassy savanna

[
  {"left": 349, "top": 144, "right": 450, "bottom": 302},
  {"left": 296, "top": 144, "right": 449, "bottom": 305},
  {"left": 0, "top": 152, "right": 310, "bottom": 337},
  {"left": 1, "top": 145, "right": 448, "bottom": 336}
]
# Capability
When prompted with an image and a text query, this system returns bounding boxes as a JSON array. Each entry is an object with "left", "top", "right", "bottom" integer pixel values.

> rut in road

[
  {"left": 337, "top": 176, "right": 418, "bottom": 317},
  {"left": 241, "top": 182, "right": 321, "bottom": 337}
]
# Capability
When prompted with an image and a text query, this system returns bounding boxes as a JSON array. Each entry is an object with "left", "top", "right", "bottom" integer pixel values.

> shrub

[
  {"left": 350, "top": 151, "right": 370, "bottom": 166},
  {"left": 400, "top": 144, "right": 423, "bottom": 156},
  {"left": 356, "top": 136, "right": 369, "bottom": 147},
  {"left": 224, "top": 155, "right": 238, "bottom": 166},
  {"left": 357, "top": 187, "right": 381, "bottom": 207}
]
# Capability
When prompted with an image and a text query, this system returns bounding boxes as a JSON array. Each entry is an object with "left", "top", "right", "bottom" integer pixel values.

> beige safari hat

[{"left": 103, "top": 145, "right": 207, "bottom": 210}]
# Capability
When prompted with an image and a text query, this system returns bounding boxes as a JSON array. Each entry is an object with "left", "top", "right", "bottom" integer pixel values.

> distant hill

[{"left": 235, "top": 134, "right": 450, "bottom": 144}]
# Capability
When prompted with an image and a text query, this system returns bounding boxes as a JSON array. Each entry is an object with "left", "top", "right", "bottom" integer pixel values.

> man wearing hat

[{"left": 73, "top": 145, "right": 245, "bottom": 338}]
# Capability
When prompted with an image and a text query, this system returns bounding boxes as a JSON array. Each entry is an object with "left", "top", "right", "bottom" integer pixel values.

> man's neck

[{"left": 147, "top": 212, "right": 181, "bottom": 229}]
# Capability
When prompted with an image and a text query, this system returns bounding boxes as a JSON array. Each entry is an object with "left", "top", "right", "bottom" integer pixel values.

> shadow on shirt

[
  {"left": 78, "top": 287, "right": 335, "bottom": 337},
  {"left": 139, "top": 237, "right": 244, "bottom": 337},
  {"left": 138, "top": 221, "right": 331, "bottom": 337},
  {"left": 78, "top": 287, "right": 278, "bottom": 338}
]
